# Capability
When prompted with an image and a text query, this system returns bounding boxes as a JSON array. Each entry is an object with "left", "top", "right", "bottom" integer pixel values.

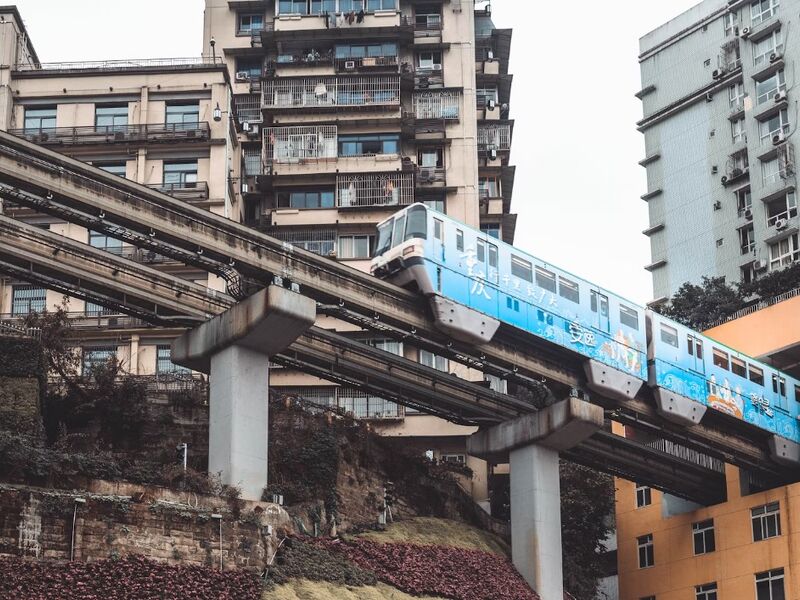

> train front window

[
  {"left": 376, "top": 220, "right": 393, "bottom": 255},
  {"left": 392, "top": 214, "right": 406, "bottom": 248},
  {"left": 405, "top": 205, "right": 427, "bottom": 242}
]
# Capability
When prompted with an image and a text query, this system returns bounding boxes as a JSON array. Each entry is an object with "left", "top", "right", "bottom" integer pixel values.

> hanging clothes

[
  {"left": 356, "top": 10, "right": 365, "bottom": 23},
  {"left": 347, "top": 11, "right": 356, "bottom": 25},
  {"left": 324, "top": 11, "right": 330, "bottom": 28},
  {"left": 336, "top": 13, "right": 344, "bottom": 28}
]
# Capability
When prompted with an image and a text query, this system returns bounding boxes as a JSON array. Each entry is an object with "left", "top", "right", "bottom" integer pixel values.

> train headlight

[{"left": 403, "top": 245, "right": 418, "bottom": 256}]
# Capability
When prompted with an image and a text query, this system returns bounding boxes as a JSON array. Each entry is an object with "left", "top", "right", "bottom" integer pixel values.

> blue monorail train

[{"left": 370, "top": 204, "right": 800, "bottom": 451}]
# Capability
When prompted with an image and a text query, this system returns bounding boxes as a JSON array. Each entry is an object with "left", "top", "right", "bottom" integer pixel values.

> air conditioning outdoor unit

[
  {"left": 721, "top": 175, "right": 729, "bottom": 184},
  {"left": 488, "top": 147, "right": 498, "bottom": 161},
  {"left": 745, "top": 208, "right": 753, "bottom": 220},
  {"left": 247, "top": 124, "right": 260, "bottom": 138},
  {"left": 432, "top": 63, "right": 443, "bottom": 71},
  {"left": 775, "top": 92, "right": 785, "bottom": 103},
  {"left": 344, "top": 60, "right": 356, "bottom": 70},
  {"left": 486, "top": 50, "right": 495, "bottom": 60},
  {"left": 235, "top": 71, "right": 250, "bottom": 81},
  {"left": 705, "top": 92, "right": 714, "bottom": 102},
  {"left": 773, "top": 132, "right": 786, "bottom": 145},
  {"left": 740, "top": 26, "right": 751, "bottom": 38},
  {"left": 775, "top": 218, "right": 789, "bottom": 230},
  {"left": 731, "top": 167, "right": 743, "bottom": 177},
  {"left": 770, "top": 52, "right": 783, "bottom": 63},
  {"left": 242, "top": 121, "right": 251, "bottom": 132},
  {"left": 487, "top": 99, "right": 497, "bottom": 110},
  {"left": 754, "top": 259, "right": 768, "bottom": 270},
  {"left": 241, "top": 183, "right": 250, "bottom": 194},
  {"left": 419, "top": 167, "right": 434, "bottom": 182},
  {"left": 713, "top": 200, "right": 722, "bottom": 210},
  {"left": 712, "top": 69, "right": 722, "bottom": 79}
]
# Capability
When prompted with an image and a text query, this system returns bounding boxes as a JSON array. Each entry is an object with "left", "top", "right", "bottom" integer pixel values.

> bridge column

[
  {"left": 172, "top": 286, "right": 316, "bottom": 500},
  {"left": 467, "top": 398, "right": 603, "bottom": 600}
]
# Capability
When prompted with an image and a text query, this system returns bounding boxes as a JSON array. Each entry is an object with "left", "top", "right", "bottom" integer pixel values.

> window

[
  {"left": 732, "top": 356, "right": 747, "bottom": 377},
  {"left": 750, "top": 364, "right": 765, "bottom": 385},
  {"left": 635, "top": 484, "right": 652, "bottom": 508},
  {"left": 485, "top": 373, "right": 507, "bottom": 393},
  {"left": 156, "top": 345, "right": 190, "bottom": 374},
  {"left": 367, "top": 0, "right": 397, "bottom": 9},
  {"left": 417, "top": 51, "right": 442, "bottom": 70},
  {"left": 731, "top": 117, "right": 746, "bottom": 143},
  {"left": 424, "top": 198, "right": 445, "bottom": 212},
  {"left": 96, "top": 163, "right": 127, "bottom": 178},
  {"left": 637, "top": 534, "right": 654, "bottom": 568},
  {"left": 760, "top": 108, "right": 789, "bottom": 142},
  {"left": 752, "top": 0, "right": 779, "bottom": 25},
  {"left": 278, "top": 0, "right": 308, "bottom": 14},
  {"left": 89, "top": 230, "right": 122, "bottom": 254},
  {"left": 441, "top": 453, "right": 466, "bottom": 464},
  {"left": 238, "top": 13, "right": 264, "bottom": 33},
  {"left": 737, "top": 186, "right": 752, "bottom": 216},
  {"left": 338, "top": 234, "right": 373, "bottom": 259},
  {"left": 415, "top": 8, "right": 441, "bottom": 29},
  {"left": 455, "top": 229, "right": 464, "bottom": 251},
  {"left": 335, "top": 43, "right": 397, "bottom": 59},
  {"left": 559, "top": 277, "right": 580, "bottom": 303},
  {"left": 418, "top": 147, "right": 444, "bottom": 168},
  {"left": 742, "top": 262, "right": 757, "bottom": 284},
  {"left": 766, "top": 192, "right": 796, "bottom": 226},
  {"left": 82, "top": 346, "right": 117, "bottom": 375},
  {"left": 695, "top": 582, "right": 717, "bottom": 600},
  {"left": 693, "top": 519, "right": 716, "bottom": 554},
  {"left": 272, "top": 227, "right": 336, "bottom": 255},
  {"left": 752, "top": 502, "right": 781, "bottom": 541},
  {"left": 620, "top": 305, "right": 639, "bottom": 330},
  {"left": 163, "top": 161, "right": 198, "bottom": 186},
  {"left": 740, "top": 224, "right": 755, "bottom": 255},
  {"left": 166, "top": 102, "right": 200, "bottom": 127},
  {"left": 713, "top": 348, "right": 730, "bottom": 369},
  {"left": 724, "top": 10, "right": 738, "bottom": 35},
  {"left": 660, "top": 323, "right": 679, "bottom": 347},
  {"left": 476, "top": 86, "right": 499, "bottom": 108},
  {"left": 339, "top": 0, "right": 366, "bottom": 10},
  {"left": 753, "top": 29, "right": 783, "bottom": 66},
  {"left": 420, "top": 349, "right": 448, "bottom": 372},
  {"left": 770, "top": 234, "right": 800, "bottom": 269},
  {"left": 729, "top": 81, "right": 745, "bottom": 107},
  {"left": 11, "top": 285, "right": 45, "bottom": 316},
  {"left": 84, "top": 301, "right": 115, "bottom": 317},
  {"left": 433, "top": 218, "right": 443, "bottom": 241},
  {"left": 756, "top": 70, "right": 785, "bottom": 105},
  {"left": 731, "top": 149, "right": 749, "bottom": 174},
  {"left": 24, "top": 106, "right": 56, "bottom": 132},
  {"left": 487, "top": 243, "right": 498, "bottom": 282},
  {"left": 480, "top": 224, "right": 500, "bottom": 239},
  {"left": 310, "top": 0, "right": 337, "bottom": 13},
  {"left": 755, "top": 568, "right": 785, "bottom": 600},
  {"left": 479, "top": 177, "right": 500, "bottom": 198},
  {"left": 511, "top": 255, "right": 533, "bottom": 282},
  {"left": 235, "top": 56, "right": 262, "bottom": 78},
  {"left": 367, "top": 338, "right": 403, "bottom": 356},
  {"left": 276, "top": 189, "right": 335, "bottom": 209},
  {"left": 338, "top": 134, "right": 399, "bottom": 156},
  {"left": 535, "top": 267, "right": 556, "bottom": 292},
  {"left": 95, "top": 105, "right": 128, "bottom": 129}
]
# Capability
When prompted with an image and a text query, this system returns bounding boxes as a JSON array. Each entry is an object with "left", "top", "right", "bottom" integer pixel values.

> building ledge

[
  {"left": 751, "top": 55, "right": 785, "bottom": 83},
  {"left": 753, "top": 95, "right": 788, "bottom": 122},
  {"left": 644, "top": 259, "right": 667, "bottom": 272},
  {"left": 764, "top": 225, "right": 799, "bottom": 245},
  {"left": 642, "top": 223, "right": 665, "bottom": 236},
  {"left": 638, "top": 153, "right": 660, "bottom": 167},
  {"left": 745, "top": 16, "right": 782, "bottom": 42},
  {"left": 640, "top": 188, "right": 663, "bottom": 201},
  {"left": 635, "top": 84, "right": 656, "bottom": 99}
]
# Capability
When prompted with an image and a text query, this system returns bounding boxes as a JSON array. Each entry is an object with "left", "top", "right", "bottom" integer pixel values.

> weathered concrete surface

[
  {"left": 171, "top": 286, "right": 316, "bottom": 374},
  {"left": 466, "top": 397, "right": 603, "bottom": 462}
]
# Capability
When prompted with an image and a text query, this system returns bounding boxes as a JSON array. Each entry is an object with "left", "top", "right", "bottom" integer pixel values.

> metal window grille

[
  {"left": 275, "top": 386, "right": 403, "bottom": 419},
  {"left": 156, "top": 344, "right": 190, "bottom": 374},
  {"left": 11, "top": 285, "right": 46, "bottom": 316},
  {"left": 264, "top": 125, "right": 337, "bottom": 165},
  {"left": 336, "top": 172, "right": 414, "bottom": 207},
  {"left": 243, "top": 146, "right": 262, "bottom": 177},
  {"left": 233, "top": 94, "right": 262, "bottom": 124},
  {"left": 268, "top": 227, "right": 337, "bottom": 256},
  {"left": 82, "top": 346, "right": 117, "bottom": 374},
  {"left": 413, "top": 90, "right": 461, "bottom": 120},
  {"left": 263, "top": 76, "right": 400, "bottom": 109},
  {"left": 477, "top": 124, "right": 511, "bottom": 151}
]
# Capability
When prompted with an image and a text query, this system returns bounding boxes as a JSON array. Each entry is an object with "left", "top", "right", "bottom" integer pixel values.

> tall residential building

[
  {"left": 0, "top": 1, "right": 515, "bottom": 507},
  {"left": 615, "top": 291, "right": 800, "bottom": 600},
  {"left": 639, "top": 0, "right": 798, "bottom": 302}
]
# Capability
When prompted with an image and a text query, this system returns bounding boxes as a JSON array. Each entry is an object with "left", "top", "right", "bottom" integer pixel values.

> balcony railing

[
  {"left": 413, "top": 90, "right": 461, "bottom": 120},
  {"left": 147, "top": 181, "right": 210, "bottom": 201},
  {"left": 243, "top": 147, "right": 262, "bottom": 178},
  {"left": 336, "top": 172, "right": 414, "bottom": 208},
  {"left": 9, "top": 122, "right": 211, "bottom": 146},
  {"left": 0, "top": 312, "right": 151, "bottom": 330},
  {"left": 477, "top": 123, "right": 512, "bottom": 151},
  {"left": 416, "top": 166, "right": 446, "bottom": 186},
  {"left": 262, "top": 75, "right": 401, "bottom": 110},
  {"left": 334, "top": 55, "right": 399, "bottom": 72},
  {"left": 263, "top": 125, "right": 338, "bottom": 165},
  {"left": 274, "top": 385, "right": 404, "bottom": 420},
  {"left": 13, "top": 56, "right": 223, "bottom": 72}
]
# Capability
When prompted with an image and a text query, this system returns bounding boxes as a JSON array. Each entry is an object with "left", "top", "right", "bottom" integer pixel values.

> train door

[
  {"left": 487, "top": 242, "right": 499, "bottom": 285},
  {"left": 686, "top": 334, "right": 705, "bottom": 374},
  {"left": 590, "top": 290, "right": 610, "bottom": 333},
  {"left": 432, "top": 217, "right": 445, "bottom": 262}
]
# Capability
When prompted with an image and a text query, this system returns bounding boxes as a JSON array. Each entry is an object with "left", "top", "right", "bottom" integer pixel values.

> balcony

[
  {"left": 477, "top": 123, "right": 512, "bottom": 153},
  {"left": 259, "top": 12, "right": 412, "bottom": 44},
  {"left": 415, "top": 67, "right": 444, "bottom": 89},
  {"left": 9, "top": 122, "right": 212, "bottom": 147},
  {"left": 147, "top": 181, "right": 210, "bottom": 202},
  {"left": 412, "top": 90, "right": 461, "bottom": 120},
  {"left": 262, "top": 75, "right": 401, "bottom": 113},
  {"left": 334, "top": 55, "right": 400, "bottom": 73},
  {"left": 336, "top": 172, "right": 414, "bottom": 208}
]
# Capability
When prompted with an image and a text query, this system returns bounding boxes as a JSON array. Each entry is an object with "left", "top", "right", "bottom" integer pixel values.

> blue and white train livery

[{"left": 371, "top": 204, "right": 800, "bottom": 453}]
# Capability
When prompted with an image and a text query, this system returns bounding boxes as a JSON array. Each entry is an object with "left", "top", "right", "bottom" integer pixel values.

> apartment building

[
  {"left": 639, "top": 0, "right": 799, "bottom": 302},
  {"left": 0, "top": 1, "right": 516, "bottom": 507},
  {"left": 616, "top": 291, "right": 800, "bottom": 600}
]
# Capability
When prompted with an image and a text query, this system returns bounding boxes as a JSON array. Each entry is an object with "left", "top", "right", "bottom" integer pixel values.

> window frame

[
  {"left": 769, "top": 233, "right": 800, "bottom": 270},
  {"left": 635, "top": 484, "right": 652, "bottom": 508},
  {"left": 637, "top": 533, "right": 655, "bottom": 569},
  {"left": 693, "top": 519, "right": 716, "bottom": 555},
  {"left": 752, "top": 501, "right": 781, "bottom": 542}
]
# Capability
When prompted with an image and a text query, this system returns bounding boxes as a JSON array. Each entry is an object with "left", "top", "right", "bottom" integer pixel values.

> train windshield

[{"left": 375, "top": 206, "right": 428, "bottom": 255}]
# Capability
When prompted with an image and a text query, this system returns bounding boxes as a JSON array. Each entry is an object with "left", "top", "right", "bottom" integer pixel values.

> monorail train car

[
  {"left": 371, "top": 204, "right": 800, "bottom": 451},
  {"left": 371, "top": 203, "right": 649, "bottom": 401}
]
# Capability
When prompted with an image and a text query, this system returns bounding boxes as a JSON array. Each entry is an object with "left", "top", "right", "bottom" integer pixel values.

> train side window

[
  {"left": 433, "top": 218, "right": 443, "bottom": 241},
  {"left": 772, "top": 374, "right": 786, "bottom": 397},
  {"left": 535, "top": 266, "right": 556, "bottom": 292},
  {"left": 511, "top": 255, "right": 533, "bottom": 282},
  {"left": 456, "top": 229, "right": 464, "bottom": 252},
  {"left": 712, "top": 348, "right": 729, "bottom": 370},
  {"left": 749, "top": 364, "right": 764, "bottom": 385},
  {"left": 558, "top": 277, "right": 580, "bottom": 303},
  {"left": 477, "top": 239, "right": 486, "bottom": 262},
  {"left": 619, "top": 305, "right": 639, "bottom": 330},
  {"left": 660, "top": 323, "right": 679, "bottom": 348},
  {"left": 731, "top": 357, "right": 747, "bottom": 377}
]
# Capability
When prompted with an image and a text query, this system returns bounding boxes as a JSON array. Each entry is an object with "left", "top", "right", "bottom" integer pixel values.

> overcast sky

[{"left": 11, "top": 0, "right": 703, "bottom": 304}]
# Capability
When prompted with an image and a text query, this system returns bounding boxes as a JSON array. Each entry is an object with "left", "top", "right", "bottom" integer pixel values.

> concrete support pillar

[
  {"left": 172, "top": 286, "right": 315, "bottom": 501},
  {"left": 467, "top": 398, "right": 603, "bottom": 599},
  {"left": 509, "top": 443, "right": 562, "bottom": 600},
  {"left": 129, "top": 334, "right": 140, "bottom": 375},
  {"left": 209, "top": 345, "right": 269, "bottom": 499}
]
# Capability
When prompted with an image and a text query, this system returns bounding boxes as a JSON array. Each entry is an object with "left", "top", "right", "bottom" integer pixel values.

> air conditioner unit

[
  {"left": 419, "top": 167, "right": 434, "bottom": 182},
  {"left": 713, "top": 200, "right": 722, "bottom": 210},
  {"left": 432, "top": 63, "right": 443, "bottom": 71},
  {"left": 721, "top": 175, "right": 729, "bottom": 184},
  {"left": 486, "top": 50, "right": 495, "bottom": 60},
  {"left": 242, "top": 121, "right": 251, "bottom": 132},
  {"left": 344, "top": 60, "right": 356, "bottom": 70},
  {"left": 488, "top": 147, "right": 498, "bottom": 161},
  {"left": 247, "top": 124, "right": 260, "bottom": 138},
  {"left": 770, "top": 52, "right": 783, "bottom": 63},
  {"left": 740, "top": 26, "right": 751, "bottom": 38},
  {"left": 712, "top": 69, "right": 722, "bottom": 79},
  {"left": 754, "top": 259, "right": 768, "bottom": 270},
  {"left": 774, "top": 92, "right": 785, "bottom": 103},
  {"left": 731, "top": 167, "right": 743, "bottom": 177},
  {"left": 745, "top": 208, "right": 753, "bottom": 220},
  {"left": 487, "top": 99, "right": 497, "bottom": 110},
  {"left": 235, "top": 71, "right": 250, "bottom": 81},
  {"left": 773, "top": 132, "right": 786, "bottom": 145},
  {"left": 241, "top": 183, "right": 249, "bottom": 194},
  {"left": 775, "top": 218, "right": 789, "bottom": 230}
]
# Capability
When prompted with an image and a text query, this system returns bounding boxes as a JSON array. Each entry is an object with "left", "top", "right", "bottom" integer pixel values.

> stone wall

[
  {"left": 0, "top": 480, "right": 291, "bottom": 570},
  {"left": 0, "top": 335, "right": 43, "bottom": 436}
]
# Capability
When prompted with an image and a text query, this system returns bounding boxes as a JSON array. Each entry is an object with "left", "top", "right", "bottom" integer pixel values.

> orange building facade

[{"left": 616, "top": 294, "right": 800, "bottom": 600}]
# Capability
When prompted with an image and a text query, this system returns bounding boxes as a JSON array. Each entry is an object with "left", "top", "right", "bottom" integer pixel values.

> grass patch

[
  {"left": 266, "top": 580, "right": 444, "bottom": 600},
  {"left": 356, "top": 517, "right": 509, "bottom": 556}
]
